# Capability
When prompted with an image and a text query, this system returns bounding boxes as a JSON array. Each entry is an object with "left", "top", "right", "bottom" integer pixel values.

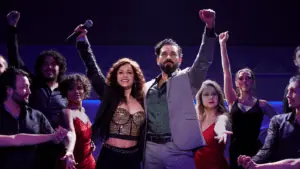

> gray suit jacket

[{"left": 144, "top": 30, "right": 216, "bottom": 150}]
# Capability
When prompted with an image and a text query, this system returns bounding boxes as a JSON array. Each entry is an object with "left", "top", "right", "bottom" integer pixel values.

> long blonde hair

[{"left": 196, "top": 80, "right": 228, "bottom": 122}]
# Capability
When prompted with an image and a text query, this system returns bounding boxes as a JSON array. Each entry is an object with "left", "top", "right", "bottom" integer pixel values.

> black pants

[
  {"left": 96, "top": 144, "right": 141, "bottom": 169},
  {"left": 38, "top": 143, "right": 64, "bottom": 169}
]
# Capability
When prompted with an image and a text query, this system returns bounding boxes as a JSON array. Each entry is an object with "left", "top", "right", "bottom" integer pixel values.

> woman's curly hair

[
  {"left": 59, "top": 73, "right": 92, "bottom": 99},
  {"left": 105, "top": 57, "right": 146, "bottom": 103}
]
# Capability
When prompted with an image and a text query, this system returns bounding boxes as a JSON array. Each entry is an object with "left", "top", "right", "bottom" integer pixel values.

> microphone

[{"left": 65, "top": 20, "right": 93, "bottom": 41}]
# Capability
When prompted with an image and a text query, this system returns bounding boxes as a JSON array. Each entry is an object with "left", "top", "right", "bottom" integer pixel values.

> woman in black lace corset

[
  {"left": 219, "top": 31, "right": 278, "bottom": 169},
  {"left": 74, "top": 25, "right": 146, "bottom": 169}
]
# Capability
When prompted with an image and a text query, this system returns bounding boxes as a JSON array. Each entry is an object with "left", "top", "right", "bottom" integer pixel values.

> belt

[{"left": 147, "top": 135, "right": 173, "bottom": 144}]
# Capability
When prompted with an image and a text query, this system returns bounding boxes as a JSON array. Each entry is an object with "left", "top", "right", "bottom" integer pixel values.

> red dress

[
  {"left": 194, "top": 123, "right": 229, "bottom": 169},
  {"left": 58, "top": 118, "right": 96, "bottom": 169}
]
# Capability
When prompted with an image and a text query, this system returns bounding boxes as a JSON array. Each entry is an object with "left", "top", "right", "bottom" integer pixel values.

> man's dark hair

[
  {"left": 0, "top": 67, "right": 30, "bottom": 102},
  {"left": 34, "top": 50, "right": 67, "bottom": 82},
  {"left": 154, "top": 39, "right": 183, "bottom": 57}
]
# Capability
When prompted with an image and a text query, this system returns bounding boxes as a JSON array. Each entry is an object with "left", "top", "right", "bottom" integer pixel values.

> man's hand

[
  {"left": 7, "top": 11, "right": 20, "bottom": 27},
  {"left": 219, "top": 31, "right": 229, "bottom": 46},
  {"left": 238, "top": 155, "right": 258, "bottom": 169},
  {"left": 53, "top": 126, "right": 68, "bottom": 144},
  {"left": 199, "top": 9, "right": 215, "bottom": 28},
  {"left": 74, "top": 24, "right": 88, "bottom": 40}
]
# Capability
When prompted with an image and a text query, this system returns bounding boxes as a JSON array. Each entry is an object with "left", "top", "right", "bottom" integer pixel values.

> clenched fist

[
  {"left": 7, "top": 11, "right": 20, "bottom": 27},
  {"left": 199, "top": 9, "right": 215, "bottom": 28}
]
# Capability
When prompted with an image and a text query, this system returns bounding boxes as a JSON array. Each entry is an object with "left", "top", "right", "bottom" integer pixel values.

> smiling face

[
  {"left": 9, "top": 75, "right": 31, "bottom": 105},
  {"left": 116, "top": 63, "right": 135, "bottom": 89},
  {"left": 67, "top": 80, "right": 85, "bottom": 104},
  {"left": 286, "top": 80, "right": 300, "bottom": 109},
  {"left": 41, "top": 55, "right": 59, "bottom": 81}
]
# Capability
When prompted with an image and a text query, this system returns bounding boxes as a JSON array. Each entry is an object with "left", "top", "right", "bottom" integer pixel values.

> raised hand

[
  {"left": 199, "top": 9, "right": 215, "bottom": 28},
  {"left": 237, "top": 155, "right": 258, "bottom": 169},
  {"left": 74, "top": 24, "right": 88, "bottom": 40},
  {"left": 214, "top": 130, "right": 233, "bottom": 144},
  {"left": 7, "top": 11, "right": 20, "bottom": 27},
  {"left": 219, "top": 31, "right": 229, "bottom": 45}
]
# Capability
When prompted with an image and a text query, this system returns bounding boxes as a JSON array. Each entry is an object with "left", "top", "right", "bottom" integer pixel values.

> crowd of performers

[{"left": 0, "top": 9, "right": 300, "bottom": 169}]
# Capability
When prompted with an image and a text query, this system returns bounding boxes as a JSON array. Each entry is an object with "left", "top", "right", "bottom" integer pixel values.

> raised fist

[
  {"left": 7, "top": 11, "right": 20, "bottom": 27},
  {"left": 199, "top": 9, "right": 215, "bottom": 28},
  {"left": 219, "top": 31, "right": 229, "bottom": 45},
  {"left": 74, "top": 24, "right": 88, "bottom": 40}
]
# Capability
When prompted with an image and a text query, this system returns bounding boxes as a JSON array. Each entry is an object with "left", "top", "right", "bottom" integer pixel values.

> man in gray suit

[{"left": 143, "top": 9, "right": 217, "bottom": 169}]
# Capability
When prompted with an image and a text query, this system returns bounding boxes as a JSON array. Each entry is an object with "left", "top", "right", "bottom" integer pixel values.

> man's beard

[
  {"left": 41, "top": 70, "right": 59, "bottom": 82},
  {"left": 42, "top": 74, "right": 58, "bottom": 82},
  {"left": 159, "top": 61, "right": 179, "bottom": 77},
  {"left": 12, "top": 91, "right": 28, "bottom": 107},
  {"left": 45, "top": 76, "right": 57, "bottom": 82}
]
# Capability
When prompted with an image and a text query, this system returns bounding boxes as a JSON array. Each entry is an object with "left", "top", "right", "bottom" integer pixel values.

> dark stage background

[
  {"left": 0, "top": 0, "right": 299, "bottom": 46},
  {"left": 1, "top": 0, "right": 299, "bottom": 158},
  {"left": 0, "top": 0, "right": 299, "bottom": 112}
]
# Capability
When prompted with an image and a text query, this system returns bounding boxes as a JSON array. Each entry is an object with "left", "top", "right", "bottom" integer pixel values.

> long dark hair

[
  {"left": 234, "top": 67, "right": 256, "bottom": 97},
  {"left": 92, "top": 58, "right": 146, "bottom": 142},
  {"left": 105, "top": 58, "right": 145, "bottom": 104}
]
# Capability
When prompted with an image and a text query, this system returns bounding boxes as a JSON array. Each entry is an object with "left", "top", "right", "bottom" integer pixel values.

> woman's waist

[
  {"left": 102, "top": 142, "right": 139, "bottom": 154},
  {"left": 105, "top": 138, "right": 138, "bottom": 148},
  {"left": 195, "top": 148, "right": 226, "bottom": 158},
  {"left": 75, "top": 154, "right": 95, "bottom": 168},
  {"left": 194, "top": 152, "right": 228, "bottom": 165},
  {"left": 231, "top": 132, "right": 261, "bottom": 140},
  {"left": 231, "top": 135, "right": 261, "bottom": 143},
  {"left": 73, "top": 142, "right": 94, "bottom": 157}
]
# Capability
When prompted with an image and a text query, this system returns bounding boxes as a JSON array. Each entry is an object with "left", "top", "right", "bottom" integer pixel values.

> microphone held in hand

[{"left": 65, "top": 20, "right": 93, "bottom": 41}]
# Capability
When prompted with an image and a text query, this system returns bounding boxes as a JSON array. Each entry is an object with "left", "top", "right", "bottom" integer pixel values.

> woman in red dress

[
  {"left": 57, "top": 73, "right": 96, "bottom": 169},
  {"left": 194, "top": 80, "right": 231, "bottom": 169}
]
